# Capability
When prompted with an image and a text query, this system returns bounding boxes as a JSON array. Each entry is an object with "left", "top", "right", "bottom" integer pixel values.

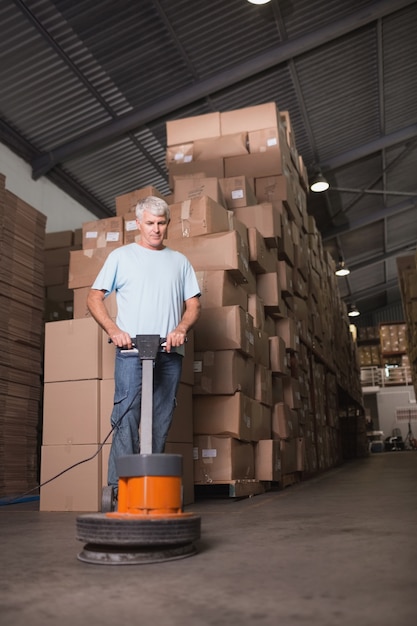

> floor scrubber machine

[{"left": 76, "top": 335, "right": 201, "bottom": 565}]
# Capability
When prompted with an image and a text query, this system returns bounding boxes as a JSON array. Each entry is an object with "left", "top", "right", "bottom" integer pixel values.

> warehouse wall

[
  {"left": 376, "top": 386, "right": 416, "bottom": 441},
  {"left": 0, "top": 143, "right": 96, "bottom": 232}
]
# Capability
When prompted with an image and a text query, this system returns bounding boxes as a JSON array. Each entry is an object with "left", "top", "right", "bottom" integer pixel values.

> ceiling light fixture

[
  {"left": 348, "top": 304, "right": 360, "bottom": 317},
  {"left": 335, "top": 259, "right": 350, "bottom": 277},
  {"left": 310, "top": 173, "right": 329, "bottom": 193},
  {"left": 247, "top": 0, "right": 272, "bottom": 4},
  {"left": 310, "top": 183, "right": 417, "bottom": 197}
]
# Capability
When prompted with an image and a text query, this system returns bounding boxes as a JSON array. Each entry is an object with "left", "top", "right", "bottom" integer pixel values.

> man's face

[{"left": 136, "top": 210, "right": 169, "bottom": 250}]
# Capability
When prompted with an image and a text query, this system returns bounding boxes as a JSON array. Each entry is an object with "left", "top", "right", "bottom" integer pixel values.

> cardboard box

[
  {"left": 196, "top": 270, "right": 248, "bottom": 310},
  {"left": 193, "top": 350, "right": 255, "bottom": 396},
  {"left": 45, "top": 230, "right": 74, "bottom": 249},
  {"left": 193, "top": 305, "right": 255, "bottom": 357},
  {"left": 256, "top": 272, "right": 282, "bottom": 313},
  {"left": 45, "top": 264, "right": 69, "bottom": 288},
  {"left": 122, "top": 211, "right": 140, "bottom": 245},
  {"left": 167, "top": 196, "right": 229, "bottom": 239},
  {"left": 193, "top": 392, "right": 254, "bottom": 441},
  {"left": 181, "top": 330, "right": 195, "bottom": 385},
  {"left": 224, "top": 151, "right": 289, "bottom": 179},
  {"left": 278, "top": 210, "right": 295, "bottom": 266},
  {"left": 40, "top": 444, "right": 101, "bottom": 511},
  {"left": 269, "top": 335, "right": 288, "bottom": 375},
  {"left": 166, "top": 112, "right": 221, "bottom": 146},
  {"left": 167, "top": 230, "right": 250, "bottom": 286},
  {"left": 255, "top": 174, "right": 298, "bottom": 219},
  {"left": 193, "top": 133, "right": 248, "bottom": 160},
  {"left": 218, "top": 175, "right": 257, "bottom": 209},
  {"left": 101, "top": 330, "right": 116, "bottom": 380},
  {"left": 73, "top": 287, "right": 117, "bottom": 320},
  {"left": 173, "top": 176, "right": 226, "bottom": 206},
  {"left": 99, "top": 378, "right": 114, "bottom": 443},
  {"left": 275, "top": 317, "right": 299, "bottom": 352},
  {"left": 282, "top": 376, "right": 302, "bottom": 409},
  {"left": 166, "top": 383, "right": 193, "bottom": 443},
  {"left": 101, "top": 443, "right": 111, "bottom": 488},
  {"left": 248, "top": 126, "right": 290, "bottom": 157},
  {"left": 166, "top": 143, "right": 194, "bottom": 165},
  {"left": 220, "top": 103, "right": 279, "bottom": 135},
  {"left": 251, "top": 403, "right": 272, "bottom": 442},
  {"left": 248, "top": 293, "right": 266, "bottom": 330},
  {"left": 278, "top": 260, "right": 293, "bottom": 296},
  {"left": 165, "top": 442, "right": 195, "bottom": 505},
  {"left": 254, "top": 363, "right": 273, "bottom": 407},
  {"left": 168, "top": 158, "right": 225, "bottom": 190},
  {"left": 193, "top": 435, "right": 254, "bottom": 482},
  {"left": 115, "top": 186, "right": 166, "bottom": 216},
  {"left": 280, "top": 438, "right": 298, "bottom": 475},
  {"left": 43, "top": 380, "right": 100, "bottom": 445},
  {"left": 68, "top": 248, "right": 113, "bottom": 289},
  {"left": 247, "top": 227, "right": 277, "bottom": 274},
  {"left": 82, "top": 217, "right": 124, "bottom": 250},
  {"left": 272, "top": 402, "right": 299, "bottom": 439},
  {"left": 253, "top": 327, "right": 270, "bottom": 368},
  {"left": 232, "top": 202, "right": 281, "bottom": 246},
  {"left": 255, "top": 439, "right": 281, "bottom": 481},
  {"left": 44, "top": 318, "right": 103, "bottom": 382}
]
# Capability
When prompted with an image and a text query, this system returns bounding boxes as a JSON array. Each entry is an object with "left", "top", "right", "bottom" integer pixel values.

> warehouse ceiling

[{"left": 1, "top": 0, "right": 417, "bottom": 319}]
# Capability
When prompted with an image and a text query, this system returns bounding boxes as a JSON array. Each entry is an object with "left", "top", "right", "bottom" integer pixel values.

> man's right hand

[{"left": 109, "top": 330, "right": 133, "bottom": 348}]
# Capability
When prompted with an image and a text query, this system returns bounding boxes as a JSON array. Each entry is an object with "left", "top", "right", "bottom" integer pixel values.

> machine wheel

[
  {"left": 101, "top": 486, "right": 116, "bottom": 512},
  {"left": 76, "top": 513, "right": 201, "bottom": 546},
  {"left": 76, "top": 513, "right": 201, "bottom": 565}
]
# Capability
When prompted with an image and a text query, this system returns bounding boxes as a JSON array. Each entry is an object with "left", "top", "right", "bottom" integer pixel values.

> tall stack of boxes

[
  {"left": 44, "top": 229, "right": 82, "bottom": 321},
  {"left": 165, "top": 102, "right": 363, "bottom": 487},
  {"left": 0, "top": 174, "right": 46, "bottom": 498}
]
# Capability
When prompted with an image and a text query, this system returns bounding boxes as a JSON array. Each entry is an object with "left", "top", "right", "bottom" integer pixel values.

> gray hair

[{"left": 135, "top": 195, "right": 170, "bottom": 223}]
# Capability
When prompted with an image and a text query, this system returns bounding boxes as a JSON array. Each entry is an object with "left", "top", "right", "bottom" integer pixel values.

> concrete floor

[{"left": 1, "top": 451, "right": 416, "bottom": 626}]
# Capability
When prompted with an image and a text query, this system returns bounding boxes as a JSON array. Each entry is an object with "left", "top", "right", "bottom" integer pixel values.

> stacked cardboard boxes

[
  {"left": 44, "top": 229, "right": 82, "bottom": 320},
  {"left": 0, "top": 174, "right": 46, "bottom": 498},
  {"left": 40, "top": 315, "right": 196, "bottom": 510},
  {"left": 165, "top": 103, "right": 364, "bottom": 484}
]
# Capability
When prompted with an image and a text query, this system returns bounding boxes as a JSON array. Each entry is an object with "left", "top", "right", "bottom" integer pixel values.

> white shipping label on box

[
  {"left": 86, "top": 231, "right": 98, "bottom": 239},
  {"left": 106, "top": 232, "right": 120, "bottom": 242},
  {"left": 202, "top": 449, "right": 217, "bottom": 458},
  {"left": 125, "top": 220, "right": 137, "bottom": 231},
  {"left": 231, "top": 189, "right": 244, "bottom": 199}
]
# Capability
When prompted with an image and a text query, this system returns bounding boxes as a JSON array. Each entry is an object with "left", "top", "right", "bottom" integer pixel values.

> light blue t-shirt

[{"left": 92, "top": 244, "right": 200, "bottom": 342}]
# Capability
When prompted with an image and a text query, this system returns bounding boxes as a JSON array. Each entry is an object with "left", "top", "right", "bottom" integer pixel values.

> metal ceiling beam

[
  {"left": 319, "top": 124, "right": 417, "bottom": 172},
  {"left": 344, "top": 278, "right": 399, "bottom": 304},
  {"left": 31, "top": 0, "right": 414, "bottom": 179},
  {"left": 348, "top": 244, "right": 417, "bottom": 273},
  {"left": 322, "top": 197, "right": 417, "bottom": 241}
]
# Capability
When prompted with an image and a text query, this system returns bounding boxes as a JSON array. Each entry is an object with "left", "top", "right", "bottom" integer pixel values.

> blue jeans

[{"left": 107, "top": 349, "right": 183, "bottom": 491}]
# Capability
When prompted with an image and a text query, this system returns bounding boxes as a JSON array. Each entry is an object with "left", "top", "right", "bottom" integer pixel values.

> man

[{"left": 87, "top": 195, "right": 201, "bottom": 494}]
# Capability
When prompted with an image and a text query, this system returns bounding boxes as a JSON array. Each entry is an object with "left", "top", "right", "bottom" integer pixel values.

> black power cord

[
  {"left": 1, "top": 336, "right": 169, "bottom": 507},
  {"left": 0, "top": 424, "right": 116, "bottom": 507}
]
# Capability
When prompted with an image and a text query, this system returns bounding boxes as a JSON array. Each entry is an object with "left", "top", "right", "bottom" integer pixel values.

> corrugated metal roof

[{"left": 1, "top": 0, "right": 416, "bottom": 317}]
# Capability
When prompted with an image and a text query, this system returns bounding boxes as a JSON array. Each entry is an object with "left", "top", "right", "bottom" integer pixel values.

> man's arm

[
  {"left": 166, "top": 295, "right": 201, "bottom": 351},
  {"left": 87, "top": 289, "right": 132, "bottom": 348}
]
